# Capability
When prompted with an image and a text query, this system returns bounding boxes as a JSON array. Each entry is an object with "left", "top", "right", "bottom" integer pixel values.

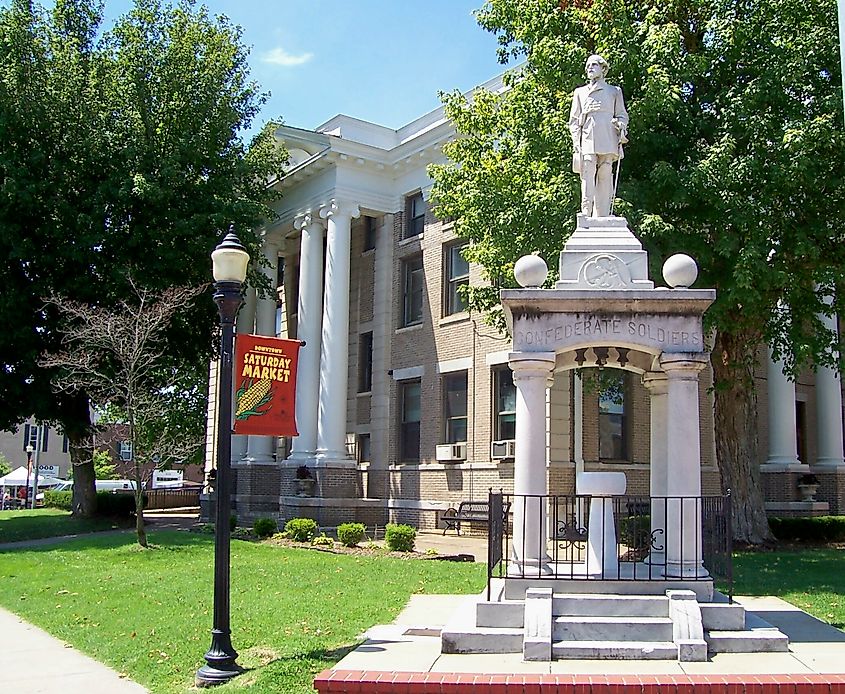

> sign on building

[{"left": 37, "top": 464, "right": 60, "bottom": 477}]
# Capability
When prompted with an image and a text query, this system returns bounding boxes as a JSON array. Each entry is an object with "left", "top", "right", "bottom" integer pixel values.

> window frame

[
  {"left": 399, "top": 380, "right": 422, "bottom": 462},
  {"left": 363, "top": 216, "right": 377, "bottom": 251},
  {"left": 401, "top": 255, "right": 424, "bottom": 327},
  {"left": 598, "top": 370, "right": 629, "bottom": 462},
  {"left": 404, "top": 192, "right": 425, "bottom": 239},
  {"left": 358, "top": 331, "right": 373, "bottom": 393},
  {"left": 492, "top": 366, "right": 516, "bottom": 442},
  {"left": 443, "top": 242, "right": 469, "bottom": 316},
  {"left": 442, "top": 371, "right": 468, "bottom": 444}
]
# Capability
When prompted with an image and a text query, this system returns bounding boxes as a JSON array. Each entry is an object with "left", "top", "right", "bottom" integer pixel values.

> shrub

[
  {"left": 619, "top": 514, "right": 651, "bottom": 550},
  {"left": 43, "top": 490, "right": 73, "bottom": 510},
  {"left": 769, "top": 516, "right": 845, "bottom": 543},
  {"left": 96, "top": 491, "right": 143, "bottom": 518},
  {"left": 285, "top": 517, "right": 317, "bottom": 542},
  {"left": 253, "top": 517, "right": 277, "bottom": 538},
  {"left": 337, "top": 522, "right": 366, "bottom": 547},
  {"left": 312, "top": 533, "right": 334, "bottom": 548},
  {"left": 385, "top": 523, "right": 416, "bottom": 552}
]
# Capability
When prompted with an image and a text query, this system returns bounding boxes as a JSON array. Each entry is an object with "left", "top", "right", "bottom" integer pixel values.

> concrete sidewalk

[{"left": 0, "top": 607, "right": 148, "bottom": 694}]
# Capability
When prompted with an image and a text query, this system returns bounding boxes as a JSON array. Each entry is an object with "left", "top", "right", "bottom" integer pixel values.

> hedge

[
  {"left": 769, "top": 516, "right": 845, "bottom": 543},
  {"left": 42, "top": 489, "right": 144, "bottom": 518}
]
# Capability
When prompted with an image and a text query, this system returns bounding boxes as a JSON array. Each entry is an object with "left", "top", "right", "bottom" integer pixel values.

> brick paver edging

[{"left": 314, "top": 670, "right": 845, "bottom": 693}]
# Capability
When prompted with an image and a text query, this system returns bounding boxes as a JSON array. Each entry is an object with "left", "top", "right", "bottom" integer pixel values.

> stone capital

[
  {"left": 642, "top": 370, "right": 669, "bottom": 394},
  {"left": 509, "top": 351, "right": 556, "bottom": 386},
  {"left": 319, "top": 199, "right": 360, "bottom": 221},
  {"left": 659, "top": 352, "right": 709, "bottom": 377},
  {"left": 293, "top": 212, "right": 324, "bottom": 232}
]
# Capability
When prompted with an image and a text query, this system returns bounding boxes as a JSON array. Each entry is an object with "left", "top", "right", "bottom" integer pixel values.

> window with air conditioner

[{"left": 442, "top": 371, "right": 468, "bottom": 445}]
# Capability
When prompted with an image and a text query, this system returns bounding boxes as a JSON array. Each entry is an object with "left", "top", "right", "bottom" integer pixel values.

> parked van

[{"left": 51, "top": 480, "right": 137, "bottom": 492}]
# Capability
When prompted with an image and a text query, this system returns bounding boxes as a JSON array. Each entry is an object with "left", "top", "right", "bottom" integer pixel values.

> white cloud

[{"left": 261, "top": 47, "right": 314, "bottom": 67}]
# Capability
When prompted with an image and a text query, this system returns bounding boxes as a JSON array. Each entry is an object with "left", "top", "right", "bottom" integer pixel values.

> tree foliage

[
  {"left": 430, "top": 0, "right": 844, "bottom": 542},
  {"left": 0, "top": 0, "right": 286, "bottom": 515}
]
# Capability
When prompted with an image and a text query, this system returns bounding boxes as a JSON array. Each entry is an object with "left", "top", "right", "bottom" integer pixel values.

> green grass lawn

[
  {"left": 0, "top": 530, "right": 485, "bottom": 693},
  {"left": 732, "top": 547, "right": 845, "bottom": 629},
  {"left": 0, "top": 508, "right": 129, "bottom": 543}
]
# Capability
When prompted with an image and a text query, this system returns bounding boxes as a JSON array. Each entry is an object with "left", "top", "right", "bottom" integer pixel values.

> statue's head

[{"left": 585, "top": 54, "right": 609, "bottom": 80}]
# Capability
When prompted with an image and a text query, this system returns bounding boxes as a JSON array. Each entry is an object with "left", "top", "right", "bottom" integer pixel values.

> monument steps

[
  {"left": 553, "top": 614, "right": 674, "bottom": 642},
  {"left": 553, "top": 593, "right": 668, "bottom": 618},
  {"left": 552, "top": 639, "right": 678, "bottom": 660}
]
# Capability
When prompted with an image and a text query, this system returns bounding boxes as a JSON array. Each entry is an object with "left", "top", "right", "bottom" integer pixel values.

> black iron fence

[{"left": 487, "top": 490, "right": 732, "bottom": 600}]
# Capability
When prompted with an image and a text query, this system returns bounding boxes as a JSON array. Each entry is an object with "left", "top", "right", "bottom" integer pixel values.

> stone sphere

[
  {"left": 514, "top": 254, "right": 548, "bottom": 288},
  {"left": 662, "top": 253, "right": 698, "bottom": 288}
]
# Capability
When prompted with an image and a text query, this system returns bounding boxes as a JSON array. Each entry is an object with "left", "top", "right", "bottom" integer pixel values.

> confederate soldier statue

[{"left": 569, "top": 54, "right": 629, "bottom": 218}]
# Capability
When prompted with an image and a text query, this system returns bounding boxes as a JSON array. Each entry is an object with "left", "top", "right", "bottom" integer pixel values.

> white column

[
  {"left": 316, "top": 200, "right": 360, "bottom": 463},
  {"left": 816, "top": 300, "right": 845, "bottom": 467},
  {"left": 245, "top": 238, "right": 280, "bottom": 464},
  {"left": 766, "top": 345, "right": 800, "bottom": 465},
  {"left": 510, "top": 352, "right": 555, "bottom": 576},
  {"left": 643, "top": 371, "right": 669, "bottom": 565},
  {"left": 660, "top": 354, "right": 708, "bottom": 578},
  {"left": 288, "top": 213, "right": 325, "bottom": 460},
  {"left": 231, "top": 286, "right": 257, "bottom": 463}
]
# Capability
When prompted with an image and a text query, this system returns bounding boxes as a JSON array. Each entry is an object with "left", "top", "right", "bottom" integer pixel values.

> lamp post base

[{"left": 195, "top": 630, "right": 241, "bottom": 687}]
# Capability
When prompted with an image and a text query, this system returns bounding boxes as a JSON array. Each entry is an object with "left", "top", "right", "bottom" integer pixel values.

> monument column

[
  {"left": 244, "top": 238, "right": 280, "bottom": 464},
  {"left": 509, "top": 352, "right": 555, "bottom": 576},
  {"left": 288, "top": 213, "right": 325, "bottom": 460},
  {"left": 766, "top": 346, "right": 800, "bottom": 465},
  {"left": 642, "top": 371, "right": 669, "bottom": 565},
  {"left": 316, "top": 199, "right": 360, "bottom": 464},
  {"left": 659, "top": 353, "right": 708, "bottom": 578},
  {"left": 815, "top": 300, "right": 845, "bottom": 467}
]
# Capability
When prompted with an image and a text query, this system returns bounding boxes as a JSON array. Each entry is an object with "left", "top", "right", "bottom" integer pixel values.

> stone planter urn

[
  {"left": 295, "top": 466, "right": 315, "bottom": 497},
  {"left": 797, "top": 475, "right": 819, "bottom": 502}
]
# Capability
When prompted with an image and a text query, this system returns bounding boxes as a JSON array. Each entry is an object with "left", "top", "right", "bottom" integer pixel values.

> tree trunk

[
  {"left": 134, "top": 488, "right": 147, "bottom": 548},
  {"left": 711, "top": 329, "right": 774, "bottom": 544},
  {"left": 67, "top": 397, "right": 96, "bottom": 518}
]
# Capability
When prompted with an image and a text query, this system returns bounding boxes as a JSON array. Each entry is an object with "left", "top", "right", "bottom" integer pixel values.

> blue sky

[{"left": 104, "top": 1, "right": 509, "bottom": 138}]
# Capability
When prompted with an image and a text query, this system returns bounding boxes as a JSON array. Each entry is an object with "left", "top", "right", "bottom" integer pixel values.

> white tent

[{"left": 0, "top": 466, "right": 62, "bottom": 488}]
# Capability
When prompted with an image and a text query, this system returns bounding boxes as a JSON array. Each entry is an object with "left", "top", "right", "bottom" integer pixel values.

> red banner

[{"left": 232, "top": 334, "right": 301, "bottom": 437}]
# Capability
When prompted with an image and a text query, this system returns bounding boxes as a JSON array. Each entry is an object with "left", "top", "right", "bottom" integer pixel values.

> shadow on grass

[{"left": 0, "top": 528, "right": 215, "bottom": 555}]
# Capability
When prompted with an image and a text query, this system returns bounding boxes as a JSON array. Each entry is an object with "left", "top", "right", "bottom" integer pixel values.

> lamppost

[
  {"left": 24, "top": 444, "right": 33, "bottom": 508},
  {"left": 196, "top": 232, "right": 249, "bottom": 687}
]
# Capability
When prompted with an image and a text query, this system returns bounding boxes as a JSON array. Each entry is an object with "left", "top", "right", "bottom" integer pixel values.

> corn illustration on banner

[{"left": 232, "top": 334, "right": 302, "bottom": 437}]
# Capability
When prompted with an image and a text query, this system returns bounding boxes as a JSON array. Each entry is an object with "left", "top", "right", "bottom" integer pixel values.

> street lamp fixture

[{"left": 196, "top": 231, "right": 249, "bottom": 687}]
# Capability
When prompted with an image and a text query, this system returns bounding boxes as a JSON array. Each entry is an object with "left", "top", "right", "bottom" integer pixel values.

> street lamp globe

[
  {"left": 25, "top": 445, "right": 34, "bottom": 455},
  {"left": 211, "top": 233, "right": 249, "bottom": 283}
]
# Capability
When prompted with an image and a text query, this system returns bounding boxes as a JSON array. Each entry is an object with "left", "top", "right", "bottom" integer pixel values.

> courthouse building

[{"left": 206, "top": 74, "right": 845, "bottom": 529}]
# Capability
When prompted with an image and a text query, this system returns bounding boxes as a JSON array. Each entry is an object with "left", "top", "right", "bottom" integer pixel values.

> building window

[
  {"left": 119, "top": 440, "right": 133, "bottom": 462},
  {"left": 443, "top": 372, "right": 468, "bottom": 444},
  {"left": 401, "top": 255, "right": 424, "bottom": 327},
  {"left": 23, "top": 423, "right": 47, "bottom": 451},
  {"left": 493, "top": 367, "right": 516, "bottom": 441},
  {"left": 404, "top": 191, "right": 425, "bottom": 239},
  {"left": 363, "top": 216, "right": 377, "bottom": 251},
  {"left": 357, "top": 433, "right": 371, "bottom": 464},
  {"left": 598, "top": 370, "right": 628, "bottom": 461},
  {"left": 400, "top": 380, "right": 421, "bottom": 461},
  {"left": 443, "top": 243, "right": 469, "bottom": 316},
  {"left": 358, "top": 332, "right": 373, "bottom": 392}
]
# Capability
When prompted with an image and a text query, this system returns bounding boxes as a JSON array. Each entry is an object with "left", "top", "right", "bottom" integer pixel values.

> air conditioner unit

[
  {"left": 435, "top": 443, "right": 466, "bottom": 462},
  {"left": 491, "top": 439, "right": 516, "bottom": 460}
]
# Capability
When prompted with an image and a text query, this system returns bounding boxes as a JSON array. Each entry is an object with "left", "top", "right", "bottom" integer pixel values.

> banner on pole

[{"left": 232, "top": 334, "right": 302, "bottom": 437}]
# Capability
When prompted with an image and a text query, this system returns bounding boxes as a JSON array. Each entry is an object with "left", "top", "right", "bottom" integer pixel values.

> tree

[
  {"left": 430, "top": 0, "right": 845, "bottom": 543},
  {"left": 0, "top": 0, "right": 286, "bottom": 517},
  {"left": 42, "top": 282, "right": 207, "bottom": 547},
  {"left": 92, "top": 449, "right": 118, "bottom": 481},
  {"left": 0, "top": 453, "right": 11, "bottom": 477}
]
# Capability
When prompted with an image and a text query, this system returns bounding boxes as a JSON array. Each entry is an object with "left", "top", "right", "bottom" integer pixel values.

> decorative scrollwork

[
  {"left": 650, "top": 528, "right": 665, "bottom": 552},
  {"left": 555, "top": 514, "right": 587, "bottom": 550}
]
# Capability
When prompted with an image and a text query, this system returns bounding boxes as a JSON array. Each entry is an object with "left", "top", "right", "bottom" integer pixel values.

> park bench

[{"left": 441, "top": 499, "right": 511, "bottom": 536}]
